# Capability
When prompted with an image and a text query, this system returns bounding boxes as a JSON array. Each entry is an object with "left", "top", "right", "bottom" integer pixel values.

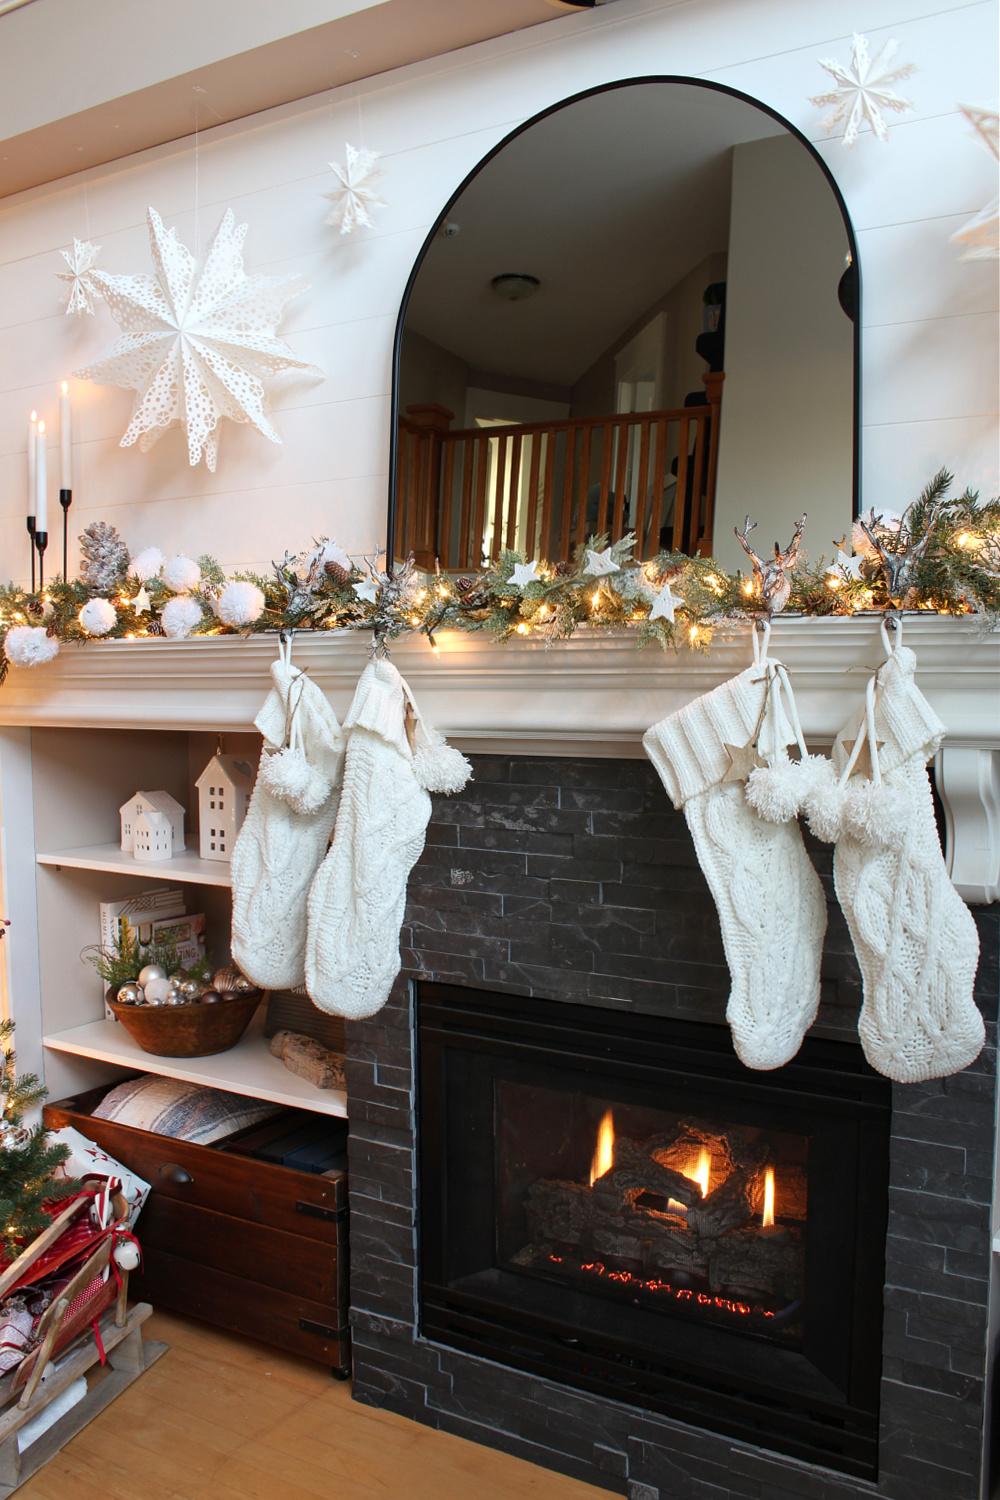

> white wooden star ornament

[
  {"left": 353, "top": 576, "right": 379, "bottom": 604},
  {"left": 583, "top": 548, "right": 620, "bottom": 578},
  {"left": 73, "top": 208, "right": 323, "bottom": 471},
  {"left": 509, "top": 561, "right": 540, "bottom": 591},
  {"left": 810, "top": 32, "right": 915, "bottom": 146},
  {"left": 830, "top": 549, "right": 864, "bottom": 582},
  {"left": 133, "top": 586, "right": 151, "bottom": 615},
  {"left": 648, "top": 581, "right": 684, "bottom": 622},
  {"left": 323, "top": 145, "right": 387, "bottom": 235},
  {"left": 951, "top": 106, "right": 999, "bottom": 261},
  {"left": 57, "top": 238, "right": 103, "bottom": 315}
]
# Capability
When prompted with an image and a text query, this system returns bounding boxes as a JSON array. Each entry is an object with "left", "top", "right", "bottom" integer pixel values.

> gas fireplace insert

[{"left": 417, "top": 984, "right": 891, "bottom": 1479}]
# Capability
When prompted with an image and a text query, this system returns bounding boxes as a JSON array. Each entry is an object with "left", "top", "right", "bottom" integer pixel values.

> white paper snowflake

[
  {"left": 810, "top": 33, "right": 915, "bottom": 146},
  {"left": 951, "top": 106, "right": 999, "bottom": 260},
  {"left": 323, "top": 145, "right": 387, "bottom": 235},
  {"left": 73, "top": 208, "right": 323, "bottom": 471},
  {"left": 57, "top": 239, "right": 103, "bottom": 316}
]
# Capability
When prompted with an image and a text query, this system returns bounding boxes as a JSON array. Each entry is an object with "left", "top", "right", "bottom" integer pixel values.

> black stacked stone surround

[{"left": 344, "top": 755, "right": 1000, "bottom": 1500}]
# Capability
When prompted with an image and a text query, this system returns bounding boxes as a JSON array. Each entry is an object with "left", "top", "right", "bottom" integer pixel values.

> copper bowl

[{"left": 107, "top": 991, "right": 263, "bottom": 1058}]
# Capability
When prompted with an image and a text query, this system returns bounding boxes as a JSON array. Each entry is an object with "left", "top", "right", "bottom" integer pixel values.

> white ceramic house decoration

[
  {"left": 132, "top": 809, "right": 173, "bottom": 863},
  {"left": 195, "top": 753, "right": 254, "bottom": 861},
  {"left": 120, "top": 790, "right": 186, "bottom": 854}
]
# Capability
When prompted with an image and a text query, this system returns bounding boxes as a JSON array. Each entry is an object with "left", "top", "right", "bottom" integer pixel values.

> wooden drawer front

[
  {"left": 137, "top": 1196, "right": 347, "bottom": 1308},
  {"left": 43, "top": 1105, "right": 346, "bottom": 1243},
  {"left": 134, "top": 1246, "right": 350, "bottom": 1370}
]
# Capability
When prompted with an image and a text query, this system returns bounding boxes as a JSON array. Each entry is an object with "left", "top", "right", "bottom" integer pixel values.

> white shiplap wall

[{"left": 0, "top": 0, "right": 996, "bottom": 584}]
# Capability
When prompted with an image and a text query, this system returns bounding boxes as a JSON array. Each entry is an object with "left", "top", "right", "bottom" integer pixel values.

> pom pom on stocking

[
  {"left": 411, "top": 734, "right": 473, "bottom": 794},
  {"left": 258, "top": 746, "right": 332, "bottom": 815},
  {"left": 744, "top": 755, "right": 830, "bottom": 823},
  {"left": 78, "top": 598, "right": 117, "bottom": 636},
  {"left": 3, "top": 625, "right": 59, "bottom": 667},
  {"left": 842, "top": 780, "right": 912, "bottom": 849},
  {"left": 160, "top": 595, "right": 203, "bottom": 638}
]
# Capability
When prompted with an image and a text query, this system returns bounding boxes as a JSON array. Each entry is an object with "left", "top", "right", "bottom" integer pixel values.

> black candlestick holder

[
  {"left": 34, "top": 531, "right": 48, "bottom": 593},
  {"left": 59, "top": 489, "right": 72, "bottom": 581},
  {"left": 26, "top": 516, "right": 36, "bottom": 592}
]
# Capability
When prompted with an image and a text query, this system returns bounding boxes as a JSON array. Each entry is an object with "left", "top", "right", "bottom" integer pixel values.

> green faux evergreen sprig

[{"left": 0, "top": 1019, "right": 76, "bottom": 1261}]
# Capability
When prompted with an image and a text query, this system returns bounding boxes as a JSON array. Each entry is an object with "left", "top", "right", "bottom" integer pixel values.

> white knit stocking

[
  {"left": 230, "top": 638, "right": 345, "bottom": 990},
  {"left": 643, "top": 635, "right": 827, "bottom": 1070},
  {"left": 805, "top": 622, "right": 982, "bottom": 1082},
  {"left": 304, "top": 657, "right": 471, "bottom": 1019}
]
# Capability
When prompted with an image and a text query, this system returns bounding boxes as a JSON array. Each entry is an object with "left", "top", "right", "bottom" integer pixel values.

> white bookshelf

[
  {"left": 37, "top": 841, "right": 231, "bottom": 887},
  {"left": 43, "top": 1011, "right": 346, "bottom": 1118}
]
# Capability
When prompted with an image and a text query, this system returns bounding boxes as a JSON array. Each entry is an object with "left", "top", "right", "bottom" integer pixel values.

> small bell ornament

[{"left": 113, "top": 1240, "right": 141, "bottom": 1272}]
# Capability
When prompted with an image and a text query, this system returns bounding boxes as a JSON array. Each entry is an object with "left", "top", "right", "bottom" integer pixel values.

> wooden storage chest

[{"left": 43, "top": 1087, "right": 350, "bottom": 1375}]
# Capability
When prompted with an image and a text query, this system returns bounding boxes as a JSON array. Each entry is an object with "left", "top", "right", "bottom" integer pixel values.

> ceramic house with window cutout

[
  {"left": 120, "top": 790, "right": 185, "bottom": 855},
  {"left": 132, "top": 809, "right": 173, "bottom": 863},
  {"left": 195, "top": 753, "right": 254, "bottom": 861}
]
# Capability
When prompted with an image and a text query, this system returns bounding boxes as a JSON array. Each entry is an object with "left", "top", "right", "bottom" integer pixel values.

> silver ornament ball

[
  {"left": 137, "top": 963, "right": 167, "bottom": 990},
  {"left": 116, "top": 984, "right": 141, "bottom": 1005},
  {"left": 199, "top": 989, "right": 223, "bottom": 1004}
]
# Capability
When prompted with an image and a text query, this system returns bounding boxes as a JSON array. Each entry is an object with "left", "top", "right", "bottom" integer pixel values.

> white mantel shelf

[{"left": 0, "top": 616, "right": 997, "bottom": 751}]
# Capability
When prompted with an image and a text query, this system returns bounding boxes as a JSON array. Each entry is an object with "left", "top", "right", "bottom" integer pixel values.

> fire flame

[
  {"left": 589, "top": 1110, "right": 614, "bottom": 1186},
  {"left": 681, "top": 1147, "right": 711, "bottom": 1199},
  {"left": 762, "top": 1166, "right": 775, "bottom": 1227}
]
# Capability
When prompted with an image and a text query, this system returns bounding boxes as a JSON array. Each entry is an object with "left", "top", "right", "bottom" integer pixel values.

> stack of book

[{"left": 100, "top": 888, "right": 206, "bottom": 1021}]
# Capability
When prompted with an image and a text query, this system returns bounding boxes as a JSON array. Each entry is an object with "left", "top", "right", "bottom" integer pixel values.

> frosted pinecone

[{"left": 78, "top": 522, "right": 130, "bottom": 592}]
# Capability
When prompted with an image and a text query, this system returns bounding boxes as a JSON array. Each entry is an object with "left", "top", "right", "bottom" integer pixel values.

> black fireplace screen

[{"left": 418, "top": 983, "right": 891, "bottom": 1480}]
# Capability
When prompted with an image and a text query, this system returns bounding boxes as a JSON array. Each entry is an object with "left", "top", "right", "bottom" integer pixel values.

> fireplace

[{"left": 418, "top": 982, "right": 891, "bottom": 1479}]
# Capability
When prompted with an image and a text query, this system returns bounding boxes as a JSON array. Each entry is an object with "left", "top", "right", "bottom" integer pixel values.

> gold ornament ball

[{"left": 199, "top": 989, "right": 223, "bottom": 1004}]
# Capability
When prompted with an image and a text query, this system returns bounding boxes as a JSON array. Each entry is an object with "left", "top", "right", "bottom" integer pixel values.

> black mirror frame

[{"left": 385, "top": 75, "right": 861, "bottom": 562}]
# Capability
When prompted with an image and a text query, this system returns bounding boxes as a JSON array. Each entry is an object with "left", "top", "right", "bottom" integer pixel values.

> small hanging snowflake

[
  {"left": 322, "top": 145, "right": 386, "bottom": 235},
  {"left": 57, "top": 238, "right": 103, "bottom": 315},
  {"left": 73, "top": 208, "right": 323, "bottom": 471},
  {"left": 951, "top": 106, "right": 999, "bottom": 261},
  {"left": 810, "top": 32, "right": 915, "bottom": 146}
]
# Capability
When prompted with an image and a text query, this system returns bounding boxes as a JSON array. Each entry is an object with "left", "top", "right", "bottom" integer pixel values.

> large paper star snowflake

[
  {"left": 73, "top": 208, "right": 323, "bottom": 471},
  {"left": 810, "top": 32, "right": 915, "bottom": 146},
  {"left": 57, "top": 238, "right": 103, "bottom": 315},
  {"left": 951, "top": 106, "right": 999, "bottom": 260},
  {"left": 323, "top": 145, "right": 386, "bottom": 234}
]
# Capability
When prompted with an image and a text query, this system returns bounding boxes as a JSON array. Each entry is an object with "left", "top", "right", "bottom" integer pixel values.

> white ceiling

[{"left": 405, "top": 82, "right": 789, "bottom": 387}]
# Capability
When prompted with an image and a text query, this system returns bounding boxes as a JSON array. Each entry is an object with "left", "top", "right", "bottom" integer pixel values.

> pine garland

[
  {"left": 0, "top": 1020, "right": 76, "bottom": 1261},
  {"left": 0, "top": 471, "right": 996, "bottom": 681}
]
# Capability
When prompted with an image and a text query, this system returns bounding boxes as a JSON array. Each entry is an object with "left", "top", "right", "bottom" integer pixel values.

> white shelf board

[
  {"left": 36, "top": 841, "right": 231, "bottom": 888},
  {"left": 42, "top": 1011, "right": 346, "bottom": 1118}
]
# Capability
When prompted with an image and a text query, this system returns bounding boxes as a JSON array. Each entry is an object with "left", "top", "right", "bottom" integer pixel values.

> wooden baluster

[
  {"left": 471, "top": 434, "right": 489, "bottom": 568},
  {"left": 597, "top": 425, "right": 614, "bottom": 536},
  {"left": 575, "top": 424, "right": 592, "bottom": 547},
  {"left": 700, "top": 371, "right": 725, "bottom": 555},
  {"left": 525, "top": 434, "right": 541, "bottom": 557},
  {"left": 634, "top": 419, "right": 651, "bottom": 558},
  {"left": 673, "top": 416, "right": 690, "bottom": 554},
  {"left": 649, "top": 417, "right": 668, "bottom": 552},
  {"left": 402, "top": 404, "right": 453, "bottom": 570},
  {"left": 394, "top": 425, "right": 409, "bottom": 558},
  {"left": 490, "top": 434, "right": 508, "bottom": 561},
  {"left": 458, "top": 438, "right": 474, "bottom": 569},
  {"left": 689, "top": 412, "right": 707, "bottom": 557},
  {"left": 439, "top": 438, "right": 456, "bottom": 569},
  {"left": 611, "top": 418, "right": 630, "bottom": 541},
  {"left": 539, "top": 430, "right": 557, "bottom": 557},
  {"left": 558, "top": 427, "right": 576, "bottom": 559},
  {"left": 506, "top": 433, "right": 522, "bottom": 551}
]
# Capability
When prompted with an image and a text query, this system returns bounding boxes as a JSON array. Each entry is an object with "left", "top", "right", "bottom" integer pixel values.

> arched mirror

[{"left": 390, "top": 79, "right": 858, "bottom": 577}]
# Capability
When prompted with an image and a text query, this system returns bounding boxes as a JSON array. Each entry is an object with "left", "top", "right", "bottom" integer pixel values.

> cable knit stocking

[
  {"left": 230, "top": 639, "right": 345, "bottom": 990},
  {"left": 304, "top": 656, "right": 472, "bottom": 1019},
  {"left": 643, "top": 641, "right": 827, "bottom": 1070},
  {"left": 804, "top": 623, "right": 982, "bottom": 1082}
]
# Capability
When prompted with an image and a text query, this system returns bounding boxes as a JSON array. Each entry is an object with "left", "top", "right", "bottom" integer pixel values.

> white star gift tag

[
  {"left": 509, "top": 561, "right": 540, "bottom": 591},
  {"left": 57, "top": 238, "right": 103, "bottom": 315},
  {"left": 133, "top": 586, "right": 151, "bottom": 615},
  {"left": 583, "top": 548, "right": 620, "bottom": 577},
  {"left": 353, "top": 577, "right": 379, "bottom": 604},
  {"left": 648, "top": 582, "right": 684, "bottom": 623}
]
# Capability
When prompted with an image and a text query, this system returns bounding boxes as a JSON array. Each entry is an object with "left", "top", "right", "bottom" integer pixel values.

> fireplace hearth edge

[{"left": 344, "top": 752, "right": 1000, "bottom": 1500}]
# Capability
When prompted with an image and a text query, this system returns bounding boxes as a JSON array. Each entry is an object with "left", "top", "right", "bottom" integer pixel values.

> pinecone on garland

[
  {"left": 555, "top": 561, "right": 574, "bottom": 576},
  {"left": 324, "top": 560, "right": 351, "bottom": 586},
  {"left": 145, "top": 620, "right": 166, "bottom": 637},
  {"left": 78, "top": 522, "right": 129, "bottom": 592}
]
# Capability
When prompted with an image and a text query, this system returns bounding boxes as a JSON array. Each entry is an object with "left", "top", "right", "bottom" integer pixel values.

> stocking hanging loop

[{"left": 751, "top": 617, "right": 771, "bottom": 667}]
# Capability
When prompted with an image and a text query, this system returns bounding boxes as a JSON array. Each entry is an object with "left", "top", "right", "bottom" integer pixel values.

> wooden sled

[{"left": 0, "top": 1189, "right": 167, "bottom": 1493}]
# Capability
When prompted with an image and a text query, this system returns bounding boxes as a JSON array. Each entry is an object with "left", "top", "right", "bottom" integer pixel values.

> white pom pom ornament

[
  {"left": 162, "top": 554, "right": 201, "bottom": 593},
  {"left": 131, "top": 546, "right": 166, "bottom": 581},
  {"left": 3, "top": 625, "right": 59, "bottom": 668},
  {"left": 843, "top": 781, "right": 912, "bottom": 849},
  {"left": 258, "top": 747, "right": 332, "bottom": 815},
  {"left": 160, "top": 596, "right": 204, "bottom": 639},
  {"left": 218, "top": 581, "right": 265, "bottom": 627},
  {"left": 78, "top": 598, "right": 117, "bottom": 636}
]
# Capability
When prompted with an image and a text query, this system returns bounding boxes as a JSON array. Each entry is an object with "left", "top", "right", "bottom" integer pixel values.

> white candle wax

[
  {"left": 35, "top": 422, "right": 47, "bottom": 534},
  {"left": 59, "top": 382, "right": 71, "bottom": 491},
  {"left": 27, "top": 411, "right": 37, "bottom": 519}
]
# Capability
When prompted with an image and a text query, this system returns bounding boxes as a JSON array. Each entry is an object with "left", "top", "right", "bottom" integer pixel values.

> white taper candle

[
  {"left": 59, "top": 381, "right": 71, "bottom": 490},
  {"left": 35, "top": 422, "right": 47, "bottom": 533},
  {"left": 27, "top": 410, "right": 37, "bottom": 519}
]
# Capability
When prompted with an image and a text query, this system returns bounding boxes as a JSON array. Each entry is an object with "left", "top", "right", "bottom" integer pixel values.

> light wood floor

[{"left": 17, "top": 1310, "right": 617, "bottom": 1499}]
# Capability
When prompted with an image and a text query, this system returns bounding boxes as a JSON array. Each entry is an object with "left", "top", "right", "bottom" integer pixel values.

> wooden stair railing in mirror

[{"left": 395, "top": 374, "right": 724, "bottom": 570}]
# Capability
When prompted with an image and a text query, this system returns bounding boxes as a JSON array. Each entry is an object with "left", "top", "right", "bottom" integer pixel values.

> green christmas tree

[{"left": 0, "top": 1019, "right": 76, "bottom": 1262}]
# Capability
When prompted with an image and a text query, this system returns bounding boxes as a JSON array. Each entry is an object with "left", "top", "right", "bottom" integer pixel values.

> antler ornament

[
  {"left": 856, "top": 503, "right": 941, "bottom": 603},
  {"left": 735, "top": 515, "right": 807, "bottom": 614}
]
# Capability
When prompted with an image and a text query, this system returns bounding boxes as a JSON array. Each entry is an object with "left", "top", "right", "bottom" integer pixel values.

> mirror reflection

[{"left": 394, "top": 81, "right": 856, "bottom": 576}]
